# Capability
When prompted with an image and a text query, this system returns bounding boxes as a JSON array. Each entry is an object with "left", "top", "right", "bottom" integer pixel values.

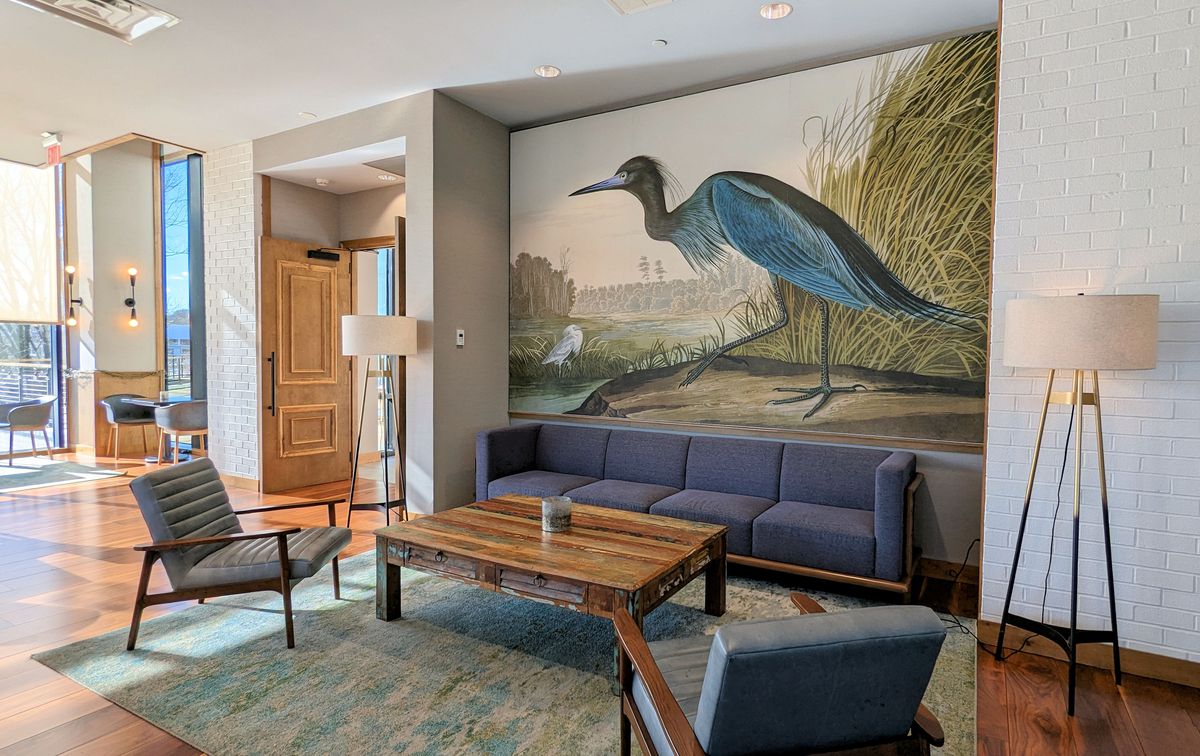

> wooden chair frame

[
  {"left": 109, "top": 421, "right": 155, "bottom": 460},
  {"left": 615, "top": 593, "right": 945, "bottom": 756},
  {"left": 127, "top": 498, "right": 345, "bottom": 651}
]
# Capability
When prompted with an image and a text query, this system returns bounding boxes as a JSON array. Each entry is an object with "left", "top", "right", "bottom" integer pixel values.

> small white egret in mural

[{"left": 542, "top": 324, "right": 583, "bottom": 371}]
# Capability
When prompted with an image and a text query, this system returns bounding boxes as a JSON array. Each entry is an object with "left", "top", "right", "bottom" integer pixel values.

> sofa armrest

[
  {"left": 874, "top": 451, "right": 916, "bottom": 582},
  {"left": 475, "top": 424, "right": 541, "bottom": 501}
]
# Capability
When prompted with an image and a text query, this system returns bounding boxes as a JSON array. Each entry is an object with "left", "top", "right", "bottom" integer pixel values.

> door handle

[{"left": 266, "top": 351, "right": 277, "bottom": 416}]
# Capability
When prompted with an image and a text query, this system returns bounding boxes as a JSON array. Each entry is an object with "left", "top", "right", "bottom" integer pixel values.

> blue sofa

[{"left": 476, "top": 423, "right": 922, "bottom": 595}]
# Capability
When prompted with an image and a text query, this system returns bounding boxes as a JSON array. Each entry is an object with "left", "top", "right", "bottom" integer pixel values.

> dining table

[{"left": 127, "top": 395, "right": 197, "bottom": 463}]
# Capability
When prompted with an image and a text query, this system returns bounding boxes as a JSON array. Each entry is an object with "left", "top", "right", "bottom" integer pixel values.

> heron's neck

[{"left": 631, "top": 182, "right": 676, "bottom": 241}]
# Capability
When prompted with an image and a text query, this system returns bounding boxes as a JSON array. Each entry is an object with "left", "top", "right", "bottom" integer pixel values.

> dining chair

[
  {"left": 155, "top": 400, "right": 208, "bottom": 464},
  {"left": 100, "top": 394, "right": 156, "bottom": 460},
  {"left": 0, "top": 395, "right": 57, "bottom": 466}
]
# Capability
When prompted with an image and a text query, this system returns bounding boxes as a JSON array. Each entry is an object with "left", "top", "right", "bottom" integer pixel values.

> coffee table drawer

[
  {"left": 499, "top": 567, "right": 586, "bottom": 606},
  {"left": 406, "top": 546, "right": 479, "bottom": 581}
]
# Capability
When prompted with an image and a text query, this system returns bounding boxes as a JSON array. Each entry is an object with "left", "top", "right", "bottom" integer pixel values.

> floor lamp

[
  {"left": 995, "top": 293, "right": 1158, "bottom": 715},
  {"left": 342, "top": 315, "right": 417, "bottom": 528}
]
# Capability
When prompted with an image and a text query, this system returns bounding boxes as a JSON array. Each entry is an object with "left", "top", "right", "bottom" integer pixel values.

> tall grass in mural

[{"left": 733, "top": 32, "right": 994, "bottom": 379}]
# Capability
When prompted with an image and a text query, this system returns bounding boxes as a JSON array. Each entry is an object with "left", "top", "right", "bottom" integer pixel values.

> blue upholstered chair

[
  {"left": 99, "top": 394, "right": 155, "bottom": 460},
  {"left": 616, "top": 594, "right": 946, "bottom": 756},
  {"left": 0, "top": 395, "right": 56, "bottom": 465},
  {"left": 127, "top": 458, "right": 350, "bottom": 649}
]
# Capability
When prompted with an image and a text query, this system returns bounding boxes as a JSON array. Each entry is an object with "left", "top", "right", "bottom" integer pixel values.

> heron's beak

[{"left": 569, "top": 174, "right": 625, "bottom": 196}]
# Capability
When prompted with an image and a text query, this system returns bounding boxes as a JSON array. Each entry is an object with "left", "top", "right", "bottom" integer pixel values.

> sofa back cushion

[
  {"left": 685, "top": 436, "right": 783, "bottom": 500},
  {"left": 605, "top": 430, "right": 691, "bottom": 489},
  {"left": 535, "top": 424, "right": 610, "bottom": 478},
  {"left": 779, "top": 444, "right": 891, "bottom": 510}
]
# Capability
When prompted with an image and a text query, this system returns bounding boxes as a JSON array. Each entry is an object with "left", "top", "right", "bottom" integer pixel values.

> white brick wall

[
  {"left": 985, "top": 0, "right": 1200, "bottom": 661},
  {"left": 202, "top": 142, "right": 259, "bottom": 481}
]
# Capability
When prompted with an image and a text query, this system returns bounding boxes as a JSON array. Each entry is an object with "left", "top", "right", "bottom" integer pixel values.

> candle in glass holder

[{"left": 541, "top": 496, "right": 572, "bottom": 533}]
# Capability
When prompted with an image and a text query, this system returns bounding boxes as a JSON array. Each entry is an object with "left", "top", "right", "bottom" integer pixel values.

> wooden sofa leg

[{"left": 127, "top": 551, "right": 155, "bottom": 650}]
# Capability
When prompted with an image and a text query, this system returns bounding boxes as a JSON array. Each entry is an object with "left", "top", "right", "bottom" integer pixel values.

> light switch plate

[{"left": 455, "top": 328, "right": 465, "bottom": 347}]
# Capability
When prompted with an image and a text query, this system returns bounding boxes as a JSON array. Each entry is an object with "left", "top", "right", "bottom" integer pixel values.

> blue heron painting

[{"left": 569, "top": 157, "right": 985, "bottom": 417}]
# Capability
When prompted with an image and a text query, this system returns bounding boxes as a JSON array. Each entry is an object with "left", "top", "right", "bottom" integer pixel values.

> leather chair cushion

[
  {"left": 631, "top": 634, "right": 713, "bottom": 756},
  {"left": 179, "top": 526, "right": 352, "bottom": 589}
]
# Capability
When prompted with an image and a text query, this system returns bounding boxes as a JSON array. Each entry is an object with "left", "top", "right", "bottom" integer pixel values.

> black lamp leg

[{"left": 346, "top": 355, "right": 373, "bottom": 529}]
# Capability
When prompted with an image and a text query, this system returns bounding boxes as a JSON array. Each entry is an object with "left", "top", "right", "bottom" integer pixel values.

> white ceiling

[{"left": 0, "top": 0, "right": 996, "bottom": 167}]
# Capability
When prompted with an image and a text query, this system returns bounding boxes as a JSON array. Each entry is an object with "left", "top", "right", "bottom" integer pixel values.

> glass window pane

[
  {"left": 162, "top": 159, "right": 190, "bottom": 396},
  {"left": 0, "top": 322, "right": 60, "bottom": 453}
]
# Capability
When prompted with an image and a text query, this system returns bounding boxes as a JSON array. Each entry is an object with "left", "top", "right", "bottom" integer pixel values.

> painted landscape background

[{"left": 509, "top": 32, "right": 996, "bottom": 446}]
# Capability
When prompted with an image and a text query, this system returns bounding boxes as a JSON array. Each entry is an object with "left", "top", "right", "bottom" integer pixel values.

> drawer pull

[
  {"left": 533, "top": 574, "right": 547, "bottom": 588},
  {"left": 433, "top": 551, "right": 447, "bottom": 563}
]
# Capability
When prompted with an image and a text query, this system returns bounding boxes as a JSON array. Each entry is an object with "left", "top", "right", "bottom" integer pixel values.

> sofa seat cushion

[
  {"left": 487, "top": 470, "right": 598, "bottom": 499},
  {"left": 566, "top": 479, "right": 680, "bottom": 513},
  {"left": 179, "top": 526, "right": 351, "bottom": 589},
  {"left": 753, "top": 501, "right": 876, "bottom": 578},
  {"left": 631, "top": 634, "right": 713, "bottom": 756},
  {"left": 650, "top": 489, "right": 776, "bottom": 555}
]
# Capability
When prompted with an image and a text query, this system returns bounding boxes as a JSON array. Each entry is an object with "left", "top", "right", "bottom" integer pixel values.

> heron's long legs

[
  {"left": 769, "top": 297, "right": 865, "bottom": 418},
  {"left": 679, "top": 278, "right": 789, "bottom": 388}
]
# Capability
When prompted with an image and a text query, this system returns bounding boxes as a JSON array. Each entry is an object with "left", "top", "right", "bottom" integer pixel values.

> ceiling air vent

[
  {"left": 9, "top": 0, "right": 179, "bottom": 43},
  {"left": 606, "top": 0, "right": 674, "bottom": 16}
]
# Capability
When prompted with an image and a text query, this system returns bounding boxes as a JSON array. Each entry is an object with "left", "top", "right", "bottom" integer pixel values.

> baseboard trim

[
  {"left": 978, "top": 619, "right": 1200, "bottom": 690},
  {"left": 220, "top": 473, "right": 260, "bottom": 492}
]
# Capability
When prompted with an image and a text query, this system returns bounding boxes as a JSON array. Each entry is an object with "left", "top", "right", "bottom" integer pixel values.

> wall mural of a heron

[{"left": 509, "top": 31, "right": 996, "bottom": 448}]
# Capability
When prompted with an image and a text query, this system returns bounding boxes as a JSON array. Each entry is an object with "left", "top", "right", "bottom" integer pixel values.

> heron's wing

[
  {"left": 710, "top": 176, "right": 875, "bottom": 310},
  {"left": 541, "top": 334, "right": 577, "bottom": 364},
  {"left": 710, "top": 175, "right": 980, "bottom": 328}
]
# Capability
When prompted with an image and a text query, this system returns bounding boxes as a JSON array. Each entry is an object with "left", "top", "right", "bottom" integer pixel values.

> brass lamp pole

[{"left": 994, "top": 294, "right": 1159, "bottom": 715}]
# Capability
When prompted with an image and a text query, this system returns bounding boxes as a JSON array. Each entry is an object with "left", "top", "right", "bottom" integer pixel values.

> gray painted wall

[{"left": 269, "top": 179, "right": 340, "bottom": 247}]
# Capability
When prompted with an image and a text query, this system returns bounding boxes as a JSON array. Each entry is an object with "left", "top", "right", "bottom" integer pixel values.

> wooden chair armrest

[
  {"left": 133, "top": 528, "right": 301, "bottom": 552},
  {"left": 233, "top": 498, "right": 345, "bottom": 516},
  {"left": 614, "top": 608, "right": 704, "bottom": 756},
  {"left": 790, "top": 592, "right": 827, "bottom": 614},
  {"left": 912, "top": 703, "right": 944, "bottom": 747}
]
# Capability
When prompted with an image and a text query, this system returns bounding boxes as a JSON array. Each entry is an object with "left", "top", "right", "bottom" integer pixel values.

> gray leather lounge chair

[
  {"left": 616, "top": 594, "right": 947, "bottom": 756},
  {"left": 127, "top": 458, "right": 351, "bottom": 650}
]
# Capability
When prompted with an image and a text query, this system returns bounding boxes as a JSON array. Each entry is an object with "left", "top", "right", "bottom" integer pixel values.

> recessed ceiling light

[
  {"left": 651, "top": 39, "right": 668, "bottom": 47},
  {"left": 298, "top": 111, "right": 317, "bottom": 120},
  {"left": 759, "top": 2, "right": 792, "bottom": 20},
  {"left": 534, "top": 65, "right": 562, "bottom": 79},
  {"left": 377, "top": 174, "right": 398, "bottom": 182},
  {"left": 314, "top": 178, "right": 331, "bottom": 187}
]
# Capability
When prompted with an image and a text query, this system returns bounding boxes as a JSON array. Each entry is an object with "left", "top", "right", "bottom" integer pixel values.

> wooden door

[{"left": 259, "top": 237, "right": 352, "bottom": 492}]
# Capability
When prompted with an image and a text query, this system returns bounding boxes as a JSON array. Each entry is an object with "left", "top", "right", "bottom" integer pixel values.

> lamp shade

[
  {"left": 341, "top": 315, "right": 417, "bottom": 357},
  {"left": 1003, "top": 294, "right": 1158, "bottom": 370}
]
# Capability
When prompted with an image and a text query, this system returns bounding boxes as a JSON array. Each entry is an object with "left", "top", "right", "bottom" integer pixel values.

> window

[
  {"left": 374, "top": 246, "right": 397, "bottom": 454},
  {"left": 160, "top": 154, "right": 205, "bottom": 397},
  {"left": 0, "top": 158, "right": 65, "bottom": 453}
]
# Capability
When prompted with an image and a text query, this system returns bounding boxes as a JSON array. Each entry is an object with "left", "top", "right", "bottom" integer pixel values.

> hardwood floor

[
  {"left": 6, "top": 454, "right": 1200, "bottom": 755},
  {"left": 0, "top": 454, "right": 391, "bottom": 755},
  {"left": 978, "top": 646, "right": 1200, "bottom": 755}
]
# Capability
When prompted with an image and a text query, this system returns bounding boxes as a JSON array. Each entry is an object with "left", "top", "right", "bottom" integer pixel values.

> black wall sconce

[
  {"left": 64, "top": 264, "right": 83, "bottom": 327},
  {"left": 125, "top": 266, "right": 139, "bottom": 327}
]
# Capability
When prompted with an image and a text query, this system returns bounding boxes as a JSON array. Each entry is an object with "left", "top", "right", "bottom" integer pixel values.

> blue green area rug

[
  {"left": 0, "top": 458, "right": 124, "bottom": 493},
  {"left": 34, "top": 553, "right": 975, "bottom": 754}
]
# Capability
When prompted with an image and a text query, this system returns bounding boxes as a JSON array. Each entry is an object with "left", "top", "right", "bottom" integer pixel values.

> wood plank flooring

[
  {"left": 5, "top": 454, "right": 1200, "bottom": 754},
  {"left": 978, "top": 646, "right": 1200, "bottom": 755},
  {"left": 0, "top": 455, "right": 389, "bottom": 755}
]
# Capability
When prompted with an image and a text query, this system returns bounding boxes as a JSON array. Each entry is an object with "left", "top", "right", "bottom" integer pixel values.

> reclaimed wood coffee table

[{"left": 375, "top": 494, "right": 727, "bottom": 675}]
